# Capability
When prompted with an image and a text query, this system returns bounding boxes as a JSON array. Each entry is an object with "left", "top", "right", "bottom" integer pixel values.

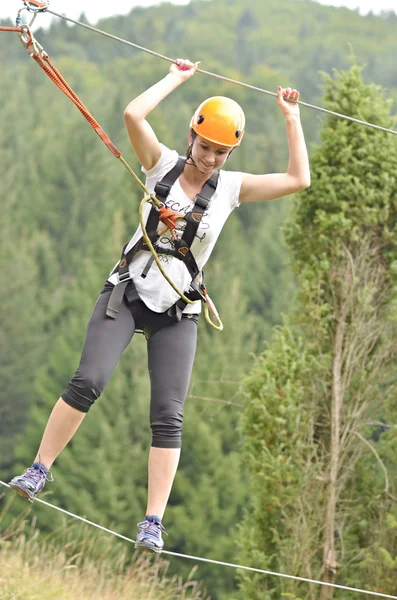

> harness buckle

[
  {"left": 154, "top": 182, "right": 171, "bottom": 198},
  {"left": 195, "top": 194, "right": 209, "bottom": 210},
  {"left": 188, "top": 280, "right": 206, "bottom": 302},
  {"left": 118, "top": 271, "right": 131, "bottom": 283}
]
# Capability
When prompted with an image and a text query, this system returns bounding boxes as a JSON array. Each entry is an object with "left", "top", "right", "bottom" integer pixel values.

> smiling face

[{"left": 190, "top": 134, "right": 231, "bottom": 174}]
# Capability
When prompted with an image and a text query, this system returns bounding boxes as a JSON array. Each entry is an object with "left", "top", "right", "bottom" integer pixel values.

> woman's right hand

[{"left": 169, "top": 58, "right": 201, "bottom": 82}]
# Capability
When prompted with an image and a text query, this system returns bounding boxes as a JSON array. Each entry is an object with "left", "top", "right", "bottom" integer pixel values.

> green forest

[{"left": 1, "top": 0, "right": 397, "bottom": 598}]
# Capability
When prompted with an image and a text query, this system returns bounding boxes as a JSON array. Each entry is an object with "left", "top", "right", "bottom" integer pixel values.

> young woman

[{"left": 9, "top": 58, "right": 310, "bottom": 553}]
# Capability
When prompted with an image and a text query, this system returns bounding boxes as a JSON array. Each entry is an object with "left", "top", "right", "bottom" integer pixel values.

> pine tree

[
  {"left": 0, "top": 227, "right": 49, "bottom": 474},
  {"left": 238, "top": 62, "right": 397, "bottom": 599}
]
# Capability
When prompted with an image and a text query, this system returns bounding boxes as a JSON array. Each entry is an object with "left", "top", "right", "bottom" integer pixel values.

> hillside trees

[
  {"left": 2, "top": 2, "right": 397, "bottom": 598},
  {"left": 3, "top": 0, "right": 397, "bottom": 103},
  {"left": 239, "top": 63, "right": 397, "bottom": 599}
]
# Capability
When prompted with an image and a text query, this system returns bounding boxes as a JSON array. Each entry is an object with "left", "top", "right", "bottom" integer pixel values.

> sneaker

[
  {"left": 135, "top": 515, "right": 167, "bottom": 553},
  {"left": 8, "top": 462, "right": 54, "bottom": 502}
]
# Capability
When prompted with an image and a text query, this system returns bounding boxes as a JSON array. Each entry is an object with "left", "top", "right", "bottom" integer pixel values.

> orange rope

[
  {"left": 0, "top": 26, "right": 23, "bottom": 32},
  {"left": 0, "top": 23, "right": 120, "bottom": 158},
  {"left": 31, "top": 54, "right": 121, "bottom": 158}
]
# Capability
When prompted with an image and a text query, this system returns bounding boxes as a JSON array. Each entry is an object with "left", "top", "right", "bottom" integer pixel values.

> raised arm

[
  {"left": 239, "top": 86, "right": 311, "bottom": 203},
  {"left": 124, "top": 59, "right": 200, "bottom": 171}
]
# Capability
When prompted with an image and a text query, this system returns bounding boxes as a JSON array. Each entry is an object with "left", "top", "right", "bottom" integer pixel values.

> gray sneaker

[
  {"left": 135, "top": 515, "right": 167, "bottom": 553},
  {"left": 9, "top": 462, "right": 54, "bottom": 502}
]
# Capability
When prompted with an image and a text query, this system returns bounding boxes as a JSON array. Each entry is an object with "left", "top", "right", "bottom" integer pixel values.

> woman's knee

[
  {"left": 150, "top": 396, "right": 185, "bottom": 448},
  {"left": 62, "top": 368, "right": 107, "bottom": 413}
]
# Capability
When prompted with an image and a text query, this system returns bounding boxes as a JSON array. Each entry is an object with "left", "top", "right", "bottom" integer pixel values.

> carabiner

[
  {"left": 18, "top": 25, "right": 47, "bottom": 58},
  {"left": 16, "top": 8, "right": 34, "bottom": 29},
  {"left": 202, "top": 287, "right": 223, "bottom": 331}
]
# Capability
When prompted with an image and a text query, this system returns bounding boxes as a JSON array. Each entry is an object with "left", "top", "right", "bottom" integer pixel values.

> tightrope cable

[
  {"left": 44, "top": 9, "right": 397, "bottom": 137},
  {"left": 1, "top": 480, "right": 396, "bottom": 599}
]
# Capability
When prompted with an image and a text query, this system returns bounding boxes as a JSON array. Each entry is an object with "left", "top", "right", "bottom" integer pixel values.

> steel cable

[
  {"left": 45, "top": 8, "right": 397, "bottom": 137},
  {"left": 1, "top": 480, "right": 397, "bottom": 599}
]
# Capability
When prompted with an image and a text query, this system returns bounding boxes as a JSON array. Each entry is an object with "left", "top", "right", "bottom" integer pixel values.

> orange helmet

[{"left": 190, "top": 96, "right": 245, "bottom": 147}]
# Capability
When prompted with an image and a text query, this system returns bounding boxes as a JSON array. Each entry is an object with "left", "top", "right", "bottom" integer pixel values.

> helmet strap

[
  {"left": 185, "top": 130, "right": 198, "bottom": 167},
  {"left": 185, "top": 129, "right": 235, "bottom": 169}
]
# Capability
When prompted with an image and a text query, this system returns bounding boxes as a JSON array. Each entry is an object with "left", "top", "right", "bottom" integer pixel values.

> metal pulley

[{"left": 23, "top": 1, "right": 49, "bottom": 13}]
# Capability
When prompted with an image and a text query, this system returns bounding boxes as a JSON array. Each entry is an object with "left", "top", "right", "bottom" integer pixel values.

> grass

[{"left": 0, "top": 494, "right": 210, "bottom": 600}]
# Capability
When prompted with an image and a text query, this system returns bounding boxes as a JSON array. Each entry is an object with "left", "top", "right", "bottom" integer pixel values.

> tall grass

[{"left": 0, "top": 493, "right": 210, "bottom": 600}]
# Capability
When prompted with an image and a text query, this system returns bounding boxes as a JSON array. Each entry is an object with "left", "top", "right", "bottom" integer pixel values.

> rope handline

[
  {"left": 0, "top": 19, "right": 222, "bottom": 329},
  {"left": 0, "top": 481, "right": 396, "bottom": 599},
  {"left": 42, "top": 9, "right": 397, "bottom": 137}
]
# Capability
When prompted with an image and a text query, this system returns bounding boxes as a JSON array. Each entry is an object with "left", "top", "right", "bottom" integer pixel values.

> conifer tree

[
  {"left": 0, "top": 227, "right": 48, "bottom": 474},
  {"left": 238, "top": 62, "right": 397, "bottom": 599}
]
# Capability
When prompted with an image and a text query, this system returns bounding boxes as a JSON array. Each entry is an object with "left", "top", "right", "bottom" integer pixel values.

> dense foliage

[
  {"left": 1, "top": 1, "right": 397, "bottom": 598},
  {"left": 239, "top": 63, "right": 397, "bottom": 598}
]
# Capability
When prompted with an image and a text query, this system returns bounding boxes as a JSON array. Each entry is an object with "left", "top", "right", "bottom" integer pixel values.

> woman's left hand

[{"left": 277, "top": 86, "right": 300, "bottom": 118}]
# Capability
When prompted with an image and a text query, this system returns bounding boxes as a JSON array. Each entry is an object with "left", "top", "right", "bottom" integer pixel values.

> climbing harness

[
  {"left": 0, "top": 480, "right": 396, "bottom": 599},
  {"left": 107, "top": 157, "right": 222, "bottom": 329},
  {"left": 0, "top": 6, "right": 223, "bottom": 331}
]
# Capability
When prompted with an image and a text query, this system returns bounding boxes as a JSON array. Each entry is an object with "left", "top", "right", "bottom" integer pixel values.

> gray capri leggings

[{"left": 62, "top": 282, "right": 198, "bottom": 448}]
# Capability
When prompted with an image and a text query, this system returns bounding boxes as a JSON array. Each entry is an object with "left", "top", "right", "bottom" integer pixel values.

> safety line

[
  {"left": 44, "top": 9, "right": 397, "bottom": 137},
  {"left": 0, "top": 480, "right": 396, "bottom": 599}
]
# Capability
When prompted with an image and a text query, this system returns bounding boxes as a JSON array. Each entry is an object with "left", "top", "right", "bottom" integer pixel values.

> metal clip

[
  {"left": 16, "top": 7, "right": 36, "bottom": 29},
  {"left": 18, "top": 25, "right": 47, "bottom": 58},
  {"left": 118, "top": 271, "right": 132, "bottom": 283}
]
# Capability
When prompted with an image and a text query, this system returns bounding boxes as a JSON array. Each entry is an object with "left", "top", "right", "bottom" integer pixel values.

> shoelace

[
  {"left": 25, "top": 466, "right": 54, "bottom": 484},
  {"left": 137, "top": 519, "right": 168, "bottom": 537}
]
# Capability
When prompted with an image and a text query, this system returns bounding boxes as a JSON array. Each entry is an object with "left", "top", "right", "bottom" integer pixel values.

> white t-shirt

[{"left": 108, "top": 144, "right": 243, "bottom": 313}]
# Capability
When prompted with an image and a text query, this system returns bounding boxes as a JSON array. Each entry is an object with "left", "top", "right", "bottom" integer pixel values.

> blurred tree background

[{"left": 1, "top": 1, "right": 397, "bottom": 598}]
